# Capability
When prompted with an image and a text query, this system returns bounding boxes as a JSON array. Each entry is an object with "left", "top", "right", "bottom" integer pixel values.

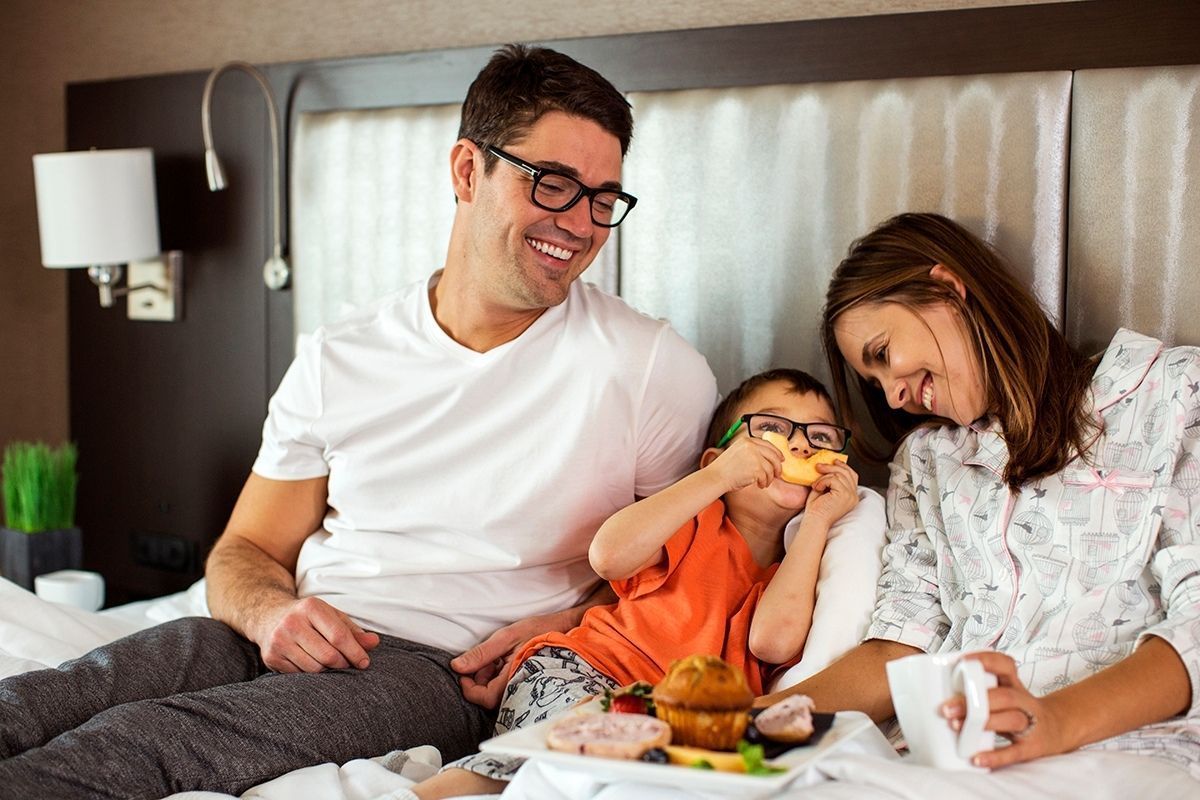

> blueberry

[{"left": 640, "top": 747, "right": 669, "bottom": 764}]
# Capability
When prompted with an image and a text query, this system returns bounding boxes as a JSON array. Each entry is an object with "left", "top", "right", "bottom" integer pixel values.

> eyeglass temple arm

[{"left": 714, "top": 418, "right": 744, "bottom": 449}]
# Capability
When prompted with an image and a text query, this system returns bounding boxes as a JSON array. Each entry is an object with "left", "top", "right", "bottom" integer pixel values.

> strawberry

[
  {"left": 610, "top": 693, "right": 649, "bottom": 715},
  {"left": 601, "top": 681, "right": 656, "bottom": 715}
]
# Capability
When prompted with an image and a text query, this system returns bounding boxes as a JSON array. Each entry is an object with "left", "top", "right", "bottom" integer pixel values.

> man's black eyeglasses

[{"left": 487, "top": 145, "right": 637, "bottom": 228}]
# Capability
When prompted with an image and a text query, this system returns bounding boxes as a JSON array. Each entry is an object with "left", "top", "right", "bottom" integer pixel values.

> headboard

[{"left": 63, "top": 0, "right": 1200, "bottom": 602}]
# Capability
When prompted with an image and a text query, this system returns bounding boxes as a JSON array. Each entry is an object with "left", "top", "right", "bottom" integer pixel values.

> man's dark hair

[
  {"left": 705, "top": 369, "right": 836, "bottom": 449},
  {"left": 458, "top": 44, "right": 633, "bottom": 171}
]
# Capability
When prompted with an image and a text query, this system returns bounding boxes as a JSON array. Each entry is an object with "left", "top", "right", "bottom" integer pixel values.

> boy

[{"left": 413, "top": 368, "right": 860, "bottom": 798}]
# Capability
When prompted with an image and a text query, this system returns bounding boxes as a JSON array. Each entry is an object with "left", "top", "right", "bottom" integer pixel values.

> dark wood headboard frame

[{"left": 65, "top": 0, "right": 1200, "bottom": 603}]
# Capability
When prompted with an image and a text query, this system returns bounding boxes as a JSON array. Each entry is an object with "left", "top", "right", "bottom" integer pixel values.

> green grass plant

[{"left": 2, "top": 442, "right": 78, "bottom": 533}]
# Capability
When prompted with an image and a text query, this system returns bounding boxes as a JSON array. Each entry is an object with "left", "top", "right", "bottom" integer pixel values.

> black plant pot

[{"left": 0, "top": 526, "right": 83, "bottom": 591}]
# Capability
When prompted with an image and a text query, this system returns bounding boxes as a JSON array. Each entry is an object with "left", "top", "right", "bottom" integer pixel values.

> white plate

[{"left": 480, "top": 704, "right": 877, "bottom": 796}]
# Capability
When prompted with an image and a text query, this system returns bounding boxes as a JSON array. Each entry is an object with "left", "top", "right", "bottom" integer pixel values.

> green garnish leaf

[
  {"left": 691, "top": 759, "right": 715, "bottom": 770},
  {"left": 737, "top": 740, "right": 786, "bottom": 775}
]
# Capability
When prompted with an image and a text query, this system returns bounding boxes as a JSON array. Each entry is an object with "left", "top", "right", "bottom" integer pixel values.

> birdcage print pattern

[
  {"left": 1185, "top": 406, "right": 1200, "bottom": 441},
  {"left": 1172, "top": 453, "right": 1200, "bottom": 497},
  {"left": 1104, "top": 440, "right": 1145, "bottom": 470},
  {"left": 1031, "top": 552, "right": 1069, "bottom": 595},
  {"left": 868, "top": 330, "right": 1200, "bottom": 770},
  {"left": 1013, "top": 508, "right": 1053, "bottom": 546}
]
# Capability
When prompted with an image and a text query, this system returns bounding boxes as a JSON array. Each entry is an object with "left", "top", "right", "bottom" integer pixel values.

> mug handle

[{"left": 954, "top": 659, "right": 998, "bottom": 760}]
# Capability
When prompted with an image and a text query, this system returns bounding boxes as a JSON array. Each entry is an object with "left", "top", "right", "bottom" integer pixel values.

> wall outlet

[{"left": 130, "top": 531, "right": 196, "bottom": 573}]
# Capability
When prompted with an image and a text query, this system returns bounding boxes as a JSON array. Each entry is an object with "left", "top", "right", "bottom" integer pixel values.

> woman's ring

[{"left": 1012, "top": 708, "right": 1038, "bottom": 740}]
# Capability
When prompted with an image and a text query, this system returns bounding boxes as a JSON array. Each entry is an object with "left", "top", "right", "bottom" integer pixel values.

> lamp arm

[{"left": 200, "top": 61, "right": 286, "bottom": 265}]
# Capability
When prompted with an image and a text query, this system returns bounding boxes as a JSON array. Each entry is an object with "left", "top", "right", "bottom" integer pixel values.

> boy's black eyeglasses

[
  {"left": 715, "top": 413, "right": 852, "bottom": 452},
  {"left": 486, "top": 145, "right": 637, "bottom": 228}
]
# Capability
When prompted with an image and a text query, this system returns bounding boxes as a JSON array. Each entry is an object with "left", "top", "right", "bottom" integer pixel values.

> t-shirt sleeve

[
  {"left": 632, "top": 324, "right": 719, "bottom": 498},
  {"left": 866, "top": 434, "right": 950, "bottom": 652},
  {"left": 1136, "top": 349, "right": 1200, "bottom": 715},
  {"left": 614, "top": 517, "right": 699, "bottom": 600},
  {"left": 251, "top": 333, "right": 330, "bottom": 480}
]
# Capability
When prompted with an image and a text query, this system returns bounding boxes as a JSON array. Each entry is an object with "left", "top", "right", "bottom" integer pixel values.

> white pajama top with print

[{"left": 870, "top": 328, "right": 1200, "bottom": 778}]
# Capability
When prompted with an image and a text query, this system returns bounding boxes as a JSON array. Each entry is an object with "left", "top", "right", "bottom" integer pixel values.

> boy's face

[{"left": 722, "top": 380, "right": 840, "bottom": 512}]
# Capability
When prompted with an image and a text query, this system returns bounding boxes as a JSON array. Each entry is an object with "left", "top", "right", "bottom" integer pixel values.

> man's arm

[{"left": 206, "top": 472, "right": 379, "bottom": 673}]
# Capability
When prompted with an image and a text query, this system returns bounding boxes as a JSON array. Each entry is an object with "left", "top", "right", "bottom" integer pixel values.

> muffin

[{"left": 653, "top": 655, "right": 754, "bottom": 750}]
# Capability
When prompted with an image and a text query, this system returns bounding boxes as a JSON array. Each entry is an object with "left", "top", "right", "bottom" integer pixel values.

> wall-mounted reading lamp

[
  {"left": 200, "top": 60, "right": 290, "bottom": 291},
  {"left": 32, "top": 148, "right": 183, "bottom": 321}
]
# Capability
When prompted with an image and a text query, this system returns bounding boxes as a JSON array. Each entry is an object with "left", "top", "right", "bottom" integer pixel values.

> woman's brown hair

[{"left": 820, "top": 213, "right": 1099, "bottom": 488}]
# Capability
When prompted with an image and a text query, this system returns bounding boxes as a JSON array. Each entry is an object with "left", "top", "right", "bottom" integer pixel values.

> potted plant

[{"left": 1, "top": 441, "right": 81, "bottom": 591}]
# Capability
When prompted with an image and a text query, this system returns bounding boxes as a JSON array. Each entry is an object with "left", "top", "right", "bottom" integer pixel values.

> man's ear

[
  {"left": 699, "top": 447, "right": 722, "bottom": 469},
  {"left": 929, "top": 263, "right": 968, "bottom": 301},
  {"left": 450, "top": 139, "right": 479, "bottom": 203}
]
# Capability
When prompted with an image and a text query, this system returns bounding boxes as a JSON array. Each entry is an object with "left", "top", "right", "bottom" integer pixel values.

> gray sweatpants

[{"left": 0, "top": 617, "right": 492, "bottom": 799}]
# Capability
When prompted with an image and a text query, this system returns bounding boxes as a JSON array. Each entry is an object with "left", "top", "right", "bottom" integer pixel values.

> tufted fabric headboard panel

[
  {"left": 1067, "top": 65, "right": 1200, "bottom": 356},
  {"left": 620, "top": 72, "right": 1072, "bottom": 393},
  {"left": 289, "top": 65, "right": 1198, "bottom": 393}
]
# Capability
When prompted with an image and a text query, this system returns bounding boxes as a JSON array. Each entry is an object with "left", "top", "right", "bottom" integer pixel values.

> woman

[{"left": 764, "top": 213, "right": 1197, "bottom": 782}]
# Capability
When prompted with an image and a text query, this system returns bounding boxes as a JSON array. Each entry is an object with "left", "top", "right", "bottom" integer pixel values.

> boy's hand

[
  {"left": 708, "top": 436, "right": 784, "bottom": 493},
  {"left": 803, "top": 460, "right": 860, "bottom": 527}
]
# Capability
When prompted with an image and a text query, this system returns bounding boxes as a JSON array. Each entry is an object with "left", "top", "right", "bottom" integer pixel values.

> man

[{"left": 0, "top": 44, "right": 717, "bottom": 797}]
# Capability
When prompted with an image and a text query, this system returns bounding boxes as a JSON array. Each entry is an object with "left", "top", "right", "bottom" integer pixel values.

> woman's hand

[
  {"left": 707, "top": 435, "right": 784, "bottom": 492},
  {"left": 942, "top": 651, "right": 1068, "bottom": 768}
]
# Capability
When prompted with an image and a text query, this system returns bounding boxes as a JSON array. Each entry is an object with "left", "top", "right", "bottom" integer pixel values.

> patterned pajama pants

[{"left": 446, "top": 646, "right": 619, "bottom": 781}]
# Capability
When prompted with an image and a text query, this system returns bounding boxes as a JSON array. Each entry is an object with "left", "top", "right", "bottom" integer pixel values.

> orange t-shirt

[{"left": 510, "top": 499, "right": 792, "bottom": 695}]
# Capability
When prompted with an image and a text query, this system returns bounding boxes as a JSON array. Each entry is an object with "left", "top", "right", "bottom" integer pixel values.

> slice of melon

[{"left": 761, "top": 431, "right": 848, "bottom": 486}]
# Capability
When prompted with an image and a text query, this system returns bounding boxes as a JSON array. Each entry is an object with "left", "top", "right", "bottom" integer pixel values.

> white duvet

[{"left": 3, "top": 490, "right": 1190, "bottom": 799}]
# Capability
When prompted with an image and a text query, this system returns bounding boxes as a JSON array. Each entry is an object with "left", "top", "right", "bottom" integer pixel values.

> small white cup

[
  {"left": 886, "top": 651, "right": 997, "bottom": 770},
  {"left": 34, "top": 569, "right": 105, "bottom": 612}
]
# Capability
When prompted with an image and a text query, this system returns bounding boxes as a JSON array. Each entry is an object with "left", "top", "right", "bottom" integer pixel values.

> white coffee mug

[
  {"left": 34, "top": 569, "right": 105, "bottom": 612},
  {"left": 886, "top": 651, "right": 998, "bottom": 770}
]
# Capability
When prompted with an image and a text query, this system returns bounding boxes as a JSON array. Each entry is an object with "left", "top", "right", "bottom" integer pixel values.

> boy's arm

[
  {"left": 588, "top": 467, "right": 731, "bottom": 580},
  {"left": 589, "top": 436, "right": 784, "bottom": 581},
  {"left": 749, "top": 461, "right": 860, "bottom": 664}
]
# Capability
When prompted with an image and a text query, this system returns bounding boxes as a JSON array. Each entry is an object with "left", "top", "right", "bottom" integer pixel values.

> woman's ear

[
  {"left": 450, "top": 139, "right": 479, "bottom": 203},
  {"left": 699, "top": 447, "right": 722, "bottom": 469},
  {"left": 930, "top": 263, "right": 968, "bottom": 301}
]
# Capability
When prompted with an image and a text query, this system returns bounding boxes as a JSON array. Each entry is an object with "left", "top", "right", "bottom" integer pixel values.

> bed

[
  {"left": 0, "top": 490, "right": 887, "bottom": 799},
  {"left": 24, "top": 2, "right": 1200, "bottom": 797}
]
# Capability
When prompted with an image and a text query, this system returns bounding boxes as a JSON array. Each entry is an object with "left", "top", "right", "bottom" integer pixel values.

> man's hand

[
  {"left": 252, "top": 596, "right": 380, "bottom": 674},
  {"left": 450, "top": 612, "right": 563, "bottom": 708}
]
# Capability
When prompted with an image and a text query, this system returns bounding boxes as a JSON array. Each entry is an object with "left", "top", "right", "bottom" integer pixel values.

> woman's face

[{"left": 833, "top": 300, "right": 988, "bottom": 427}]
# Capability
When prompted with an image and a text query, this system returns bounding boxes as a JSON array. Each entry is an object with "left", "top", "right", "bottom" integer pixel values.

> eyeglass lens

[
  {"left": 747, "top": 414, "right": 846, "bottom": 451},
  {"left": 533, "top": 173, "right": 631, "bottom": 226}
]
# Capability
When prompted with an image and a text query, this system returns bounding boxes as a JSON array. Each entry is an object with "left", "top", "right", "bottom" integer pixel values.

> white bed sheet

[
  {"left": 0, "top": 492, "right": 897, "bottom": 799},
  {"left": 3, "top": 565, "right": 1195, "bottom": 799}
]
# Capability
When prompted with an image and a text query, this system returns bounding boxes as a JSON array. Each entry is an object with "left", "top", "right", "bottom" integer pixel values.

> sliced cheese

[{"left": 663, "top": 744, "right": 747, "bottom": 772}]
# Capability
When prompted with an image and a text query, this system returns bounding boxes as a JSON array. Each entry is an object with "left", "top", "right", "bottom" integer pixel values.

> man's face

[{"left": 464, "top": 110, "right": 624, "bottom": 311}]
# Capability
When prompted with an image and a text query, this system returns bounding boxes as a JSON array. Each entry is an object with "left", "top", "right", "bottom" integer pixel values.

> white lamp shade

[{"left": 33, "top": 148, "right": 161, "bottom": 268}]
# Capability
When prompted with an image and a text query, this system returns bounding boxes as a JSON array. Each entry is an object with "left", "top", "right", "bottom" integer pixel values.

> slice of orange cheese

[
  {"left": 761, "top": 431, "right": 848, "bottom": 486},
  {"left": 663, "top": 744, "right": 747, "bottom": 772}
]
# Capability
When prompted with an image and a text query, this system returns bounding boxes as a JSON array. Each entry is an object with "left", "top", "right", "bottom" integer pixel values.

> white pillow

[{"left": 769, "top": 486, "right": 886, "bottom": 691}]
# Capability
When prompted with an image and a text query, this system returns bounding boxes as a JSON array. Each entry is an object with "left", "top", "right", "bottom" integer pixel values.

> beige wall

[{"left": 0, "top": 0, "right": 1054, "bottom": 449}]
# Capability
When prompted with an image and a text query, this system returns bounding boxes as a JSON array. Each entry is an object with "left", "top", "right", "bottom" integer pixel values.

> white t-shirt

[{"left": 252, "top": 273, "right": 718, "bottom": 653}]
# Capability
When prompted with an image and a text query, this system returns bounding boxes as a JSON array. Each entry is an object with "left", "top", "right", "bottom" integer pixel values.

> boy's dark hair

[
  {"left": 458, "top": 44, "right": 633, "bottom": 172},
  {"left": 705, "top": 369, "right": 836, "bottom": 448}
]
